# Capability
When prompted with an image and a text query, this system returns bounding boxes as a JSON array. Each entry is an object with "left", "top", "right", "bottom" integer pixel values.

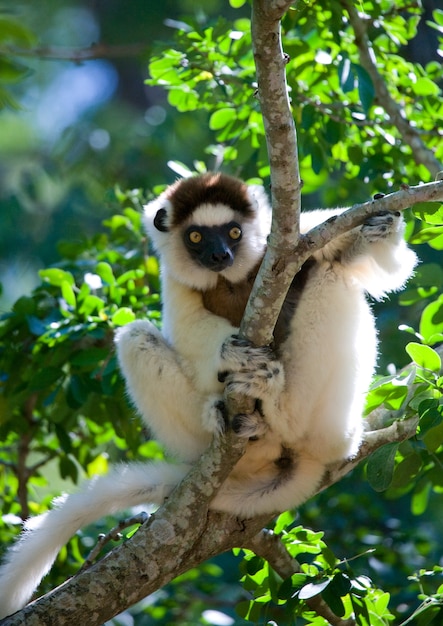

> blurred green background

[{"left": 0, "top": 0, "right": 249, "bottom": 310}]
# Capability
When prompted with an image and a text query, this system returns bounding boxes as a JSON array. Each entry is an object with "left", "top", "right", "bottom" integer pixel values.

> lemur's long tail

[{"left": 0, "top": 462, "right": 188, "bottom": 618}]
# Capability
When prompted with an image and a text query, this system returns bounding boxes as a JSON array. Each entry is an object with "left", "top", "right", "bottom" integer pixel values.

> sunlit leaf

[
  {"left": 413, "top": 203, "right": 443, "bottom": 224},
  {"left": 39, "top": 268, "right": 75, "bottom": 287},
  {"left": 419, "top": 297, "right": 443, "bottom": 342},
  {"left": 209, "top": 107, "right": 236, "bottom": 130},
  {"left": 61, "top": 281, "right": 76, "bottom": 308},
  {"left": 112, "top": 307, "right": 136, "bottom": 326},
  {"left": 411, "top": 77, "right": 440, "bottom": 97},
  {"left": 96, "top": 262, "right": 115, "bottom": 286},
  {"left": 406, "top": 342, "right": 441, "bottom": 372},
  {"left": 411, "top": 479, "right": 432, "bottom": 515},
  {"left": 299, "top": 577, "right": 331, "bottom": 600}
]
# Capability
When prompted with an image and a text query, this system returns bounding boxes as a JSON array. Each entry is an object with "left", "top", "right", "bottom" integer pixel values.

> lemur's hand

[
  {"left": 218, "top": 335, "right": 285, "bottom": 438},
  {"left": 362, "top": 211, "right": 402, "bottom": 242}
]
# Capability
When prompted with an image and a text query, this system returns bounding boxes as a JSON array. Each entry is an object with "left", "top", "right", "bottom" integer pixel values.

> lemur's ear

[{"left": 153, "top": 208, "right": 169, "bottom": 232}]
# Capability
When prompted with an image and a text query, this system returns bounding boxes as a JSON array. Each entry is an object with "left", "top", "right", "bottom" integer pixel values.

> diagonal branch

[
  {"left": 242, "top": 178, "right": 443, "bottom": 345},
  {"left": 340, "top": 0, "right": 443, "bottom": 177}
]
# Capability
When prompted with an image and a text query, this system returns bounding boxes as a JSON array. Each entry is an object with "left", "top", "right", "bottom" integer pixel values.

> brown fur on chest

[
  {"left": 202, "top": 262, "right": 261, "bottom": 327},
  {"left": 202, "top": 258, "right": 316, "bottom": 347}
]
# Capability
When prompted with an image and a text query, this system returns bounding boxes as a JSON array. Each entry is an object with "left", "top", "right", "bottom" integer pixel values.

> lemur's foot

[{"left": 362, "top": 211, "right": 402, "bottom": 242}]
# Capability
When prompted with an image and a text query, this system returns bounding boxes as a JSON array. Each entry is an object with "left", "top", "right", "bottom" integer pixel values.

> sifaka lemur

[{"left": 0, "top": 172, "right": 417, "bottom": 617}]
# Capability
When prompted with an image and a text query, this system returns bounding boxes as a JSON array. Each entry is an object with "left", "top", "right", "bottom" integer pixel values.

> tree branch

[
  {"left": 245, "top": 177, "right": 443, "bottom": 345},
  {"left": 242, "top": 0, "right": 302, "bottom": 345},
  {"left": 340, "top": 0, "right": 443, "bottom": 177}
]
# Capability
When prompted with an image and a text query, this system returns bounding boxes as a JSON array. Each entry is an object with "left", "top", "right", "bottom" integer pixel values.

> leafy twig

[
  {"left": 340, "top": 0, "right": 443, "bottom": 177},
  {"left": 245, "top": 530, "right": 356, "bottom": 626},
  {"left": 78, "top": 512, "right": 149, "bottom": 573}
]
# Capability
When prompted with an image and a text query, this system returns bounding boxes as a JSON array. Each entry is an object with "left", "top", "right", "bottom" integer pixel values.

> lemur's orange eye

[
  {"left": 229, "top": 226, "right": 242, "bottom": 240},
  {"left": 189, "top": 231, "right": 202, "bottom": 244}
]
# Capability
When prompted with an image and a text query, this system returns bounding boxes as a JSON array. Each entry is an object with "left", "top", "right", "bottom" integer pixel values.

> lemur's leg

[{"left": 115, "top": 321, "right": 224, "bottom": 461}]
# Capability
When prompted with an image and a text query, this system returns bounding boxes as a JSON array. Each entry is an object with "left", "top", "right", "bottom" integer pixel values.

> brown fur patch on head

[{"left": 166, "top": 173, "right": 255, "bottom": 227}]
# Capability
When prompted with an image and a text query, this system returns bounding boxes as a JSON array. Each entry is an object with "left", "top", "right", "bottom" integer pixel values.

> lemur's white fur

[{"left": 0, "top": 174, "right": 417, "bottom": 617}]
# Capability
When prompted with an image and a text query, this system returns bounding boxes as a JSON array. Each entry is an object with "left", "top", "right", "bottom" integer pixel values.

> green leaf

[
  {"left": 322, "top": 574, "right": 349, "bottom": 616},
  {"left": 29, "top": 367, "right": 64, "bottom": 391},
  {"left": 299, "top": 577, "right": 331, "bottom": 600},
  {"left": 367, "top": 443, "right": 399, "bottom": 492},
  {"left": 418, "top": 399, "right": 442, "bottom": 438},
  {"left": 0, "top": 86, "right": 21, "bottom": 110},
  {"left": 391, "top": 453, "right": 422, "bottom": 489},
  {"left": 329, "top": 572, "right": 352, "bottom": 597},
  {"left": 355, "top": 64, "right": 375, "bottom": 113},
  {"left": 411, "top": 77, "right": 440, "bottom": 97},
  {"left": 59, "top": 456, "right": 78, "bottom": 482},
  {"left": 39, "top": 268, "right": 75, "bottom": 287},
  {"left": 61, "top": 280, "right": 76, "bottom": 308},
  {"left": 277, "top": 577, "right": 293, "bottom": 600},
  {"left": 413, "top": 203, "right": 443, "bottom": 224},
  {"left": 350, "top": 593, "right": 371, "bottom": 625},
  {"left": 116, "top": 269, "right": 145, "bottom": 286},
  {"left": 311, "top": 142, "right": 324, "bottom": 174},
  {"left": 78, "top": 294, "right": 105, "bottom": 317},
  {"left": 423, "top": 421, "right": 443, "bottom": 453},
  {"left": 365, "top": 377, "right": 410, "bottom": 413},
  {"left": 70, "top": 348, "right": 109, "bottom": 367},
  {"left": 67, "top": 375, "right": 89, "bottom": 408},
  {"left": 168, "top": 86, "right": 199, "bottom": 112},
  {"left": 411, "top": 479, "right": 432, "bottom": 515},
  {"left": 410, "top": 225, "right": 443, "bottom": 245},
  {"left": 0, "top": 57, "right": 31, "bottom": 84},
  {"left": 420, "top": 297, "right": 443, "bottom": 342},
  {"left": 112, "top": 307, "right": 136, "bottom": 326},
  {"left": 406, "top": 342, "right": 441, "bottom": 372},
  {"left": 301, "top": 104, "right": 316, "bottom": 130},
  {"left": 245, "top": 555, "right": 264, "bottom": 576},
  {"left": 209, "top": 107, "right": 236, "bottom": 130},
  {"left": 148, "top": 50, "right": 184, "bottom": 83},
  {"left": 96, "top": 262, "right": 115, "bottom": 285},
  {"left": 103, "top": 214, "right": 131, "bottom": 231},
  {"left": 0, "top": 17, "right": 36, "bottom": 46},
  {"left": 12, "top": 296, "right": 35, "bottom": 316},
  {"left": 338, "top": 56, "right": 355, "bottom": 93}
]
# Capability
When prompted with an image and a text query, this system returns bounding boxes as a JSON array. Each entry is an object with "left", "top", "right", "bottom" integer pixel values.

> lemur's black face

[{"left": 183, "top": 221, "right": 243, "bottom": 272}]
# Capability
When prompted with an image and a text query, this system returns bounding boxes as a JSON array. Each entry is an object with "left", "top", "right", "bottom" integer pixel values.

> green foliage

[
  {"left": 236, "top": 525, "right": 396, "bottom": 625},
  {"left": 147, "top": 1, "right": 442, "bottom": 199},
  {"left": 0, "top": 13, "right": 35, "bottom": 109},
  {"left": 0, "top": 192, "right": 160, "bottom": 515},
  {"left": 146, "top": 17, "right": 267, "bottom": 176}
]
